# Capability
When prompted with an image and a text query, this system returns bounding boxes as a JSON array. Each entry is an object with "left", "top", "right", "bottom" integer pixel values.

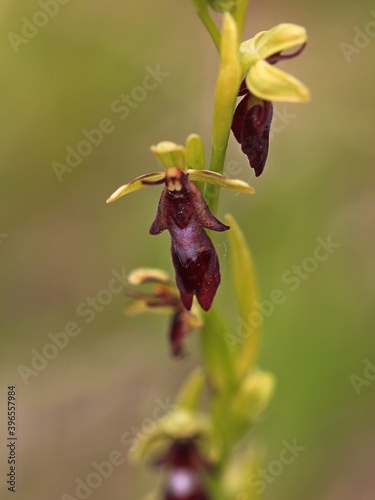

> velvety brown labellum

[
  {"left": 149, "top": 169, "right": 229, "bottom": 311},
  {"left": 232, "top": 91, "right": 273, "bottom": 176},
  {"left": 155, "top": 440, "right": 211, "bottom": 500}
]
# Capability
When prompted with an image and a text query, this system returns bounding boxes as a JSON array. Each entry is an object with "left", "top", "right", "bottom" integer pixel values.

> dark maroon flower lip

[
  {"left": 155, "top": 439, "right": 212, "bottom": 500},
  {"left": 154, "top": 439, "right": 210, "bottom": 470},
  {"left": 149, "top": 168, "right": 229, "bottom": 312},
  {"left": 232, "top": 92, "right": 273, "bottom": 177}
]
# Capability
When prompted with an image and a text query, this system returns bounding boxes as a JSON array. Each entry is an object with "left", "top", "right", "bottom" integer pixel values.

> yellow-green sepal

[
  {"left": 246, "top": 59, "right": 310, "bottom": 102},
  {"left": 106, "top": 172, "right": 165, "bottom": 203},
  {"left": 151, "top": 141, "right": 187, "bottom": 171},
  {"left": 253, "top": 23, "right": 308, "bottom": 60},
  {"left": 128, "top": 408, "right": 211, "bottom": 464},
  {"left": 240, "top": 24, "right": 307, "bottom": 70},
  {"left": 187, "top": 169, "right": 254, "bottom": 193},
  {"left": 127, "top": 268, "right": 170, "bottom": 285}
]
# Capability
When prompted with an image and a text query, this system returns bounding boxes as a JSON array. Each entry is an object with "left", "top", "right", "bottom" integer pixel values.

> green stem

[
  {"left": 193, "top": 3, "right": 250, "bottom": 215},
  {"left": 205, "top": 13, "right": 242, "bottom": 215},
  {"left": 231, "top": 0, "right": 249, "bottom": 41},
  {"left": 192, "top": 0, "right": 221, "bottom": 51}
]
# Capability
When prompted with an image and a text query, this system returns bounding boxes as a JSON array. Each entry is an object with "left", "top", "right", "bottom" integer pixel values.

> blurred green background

[{"left": 1, "top": 0, "right": 375, "bottom": 498}]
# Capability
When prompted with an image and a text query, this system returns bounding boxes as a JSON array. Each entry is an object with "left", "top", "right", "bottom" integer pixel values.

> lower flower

[{"left": 155, "top": 439, "right": 212, "bottom": 500}]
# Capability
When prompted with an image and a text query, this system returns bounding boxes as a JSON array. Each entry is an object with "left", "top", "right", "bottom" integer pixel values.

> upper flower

[
  {"left": 231, "top": 87, "right": 273, "bottom": 176},
  {"left": 231, "top": 23, "right": 310, "bottom": 176}
]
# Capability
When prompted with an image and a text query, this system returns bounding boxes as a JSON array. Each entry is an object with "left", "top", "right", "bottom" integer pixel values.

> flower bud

[{"left": 207, "top": 0, "right": 237, "bottom": 13}]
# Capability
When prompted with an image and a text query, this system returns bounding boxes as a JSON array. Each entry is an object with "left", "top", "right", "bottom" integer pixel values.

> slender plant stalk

[
  {"left": 206, "top": 10, "right": 246, "bottom": 214},
  {"left": 192, "top": 0, "right": 221, "bottom": 51}
]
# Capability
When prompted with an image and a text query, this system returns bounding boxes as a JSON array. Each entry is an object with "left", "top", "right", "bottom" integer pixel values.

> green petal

[
  {"left": 106, "top": 172, "right": 165, "bottom": 203},
  {"left": 186, "top": 134, "right": 206, "bottom": 192},
  {"left": 150, "top": 141, "right": 187, "bottom": 171},
  {"left": 246, "top": 60, "right": 310, "bottom": 102},
  {"left": 186, "top": 134, "right": 205, "bottom": 171},
  {"left": 225, "top": 214, "right": 260, "bottom": 378},
  {"left": 254, "top": 23, "right": 308, "bottom": 60},
  {"left": 187, "top": 169, "right": 254, "bottom": 193}
]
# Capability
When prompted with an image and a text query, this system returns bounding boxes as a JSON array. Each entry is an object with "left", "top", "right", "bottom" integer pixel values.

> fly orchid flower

[
  {"left": 155, "top": 439, "right": 212, "bottom": 500},
  {"left": 107, "top": 141, "right": 254, "bottom": 311},
  {"left": 124, "top": 268, "right": 203, "bottom": 358},
  {"left": 148, "top": 167, "right": 230, "bottom": 312},
  {"left": 128, "top": 396, "right": 215, "bottom": 500},
  {"left": 232, "top": 23, "right": 310, "bottom": 176}
]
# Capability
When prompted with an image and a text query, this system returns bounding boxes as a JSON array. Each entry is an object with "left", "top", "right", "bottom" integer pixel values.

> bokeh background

[{"left": 1, "top": 0, "right": 375, "bottom": 498}]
